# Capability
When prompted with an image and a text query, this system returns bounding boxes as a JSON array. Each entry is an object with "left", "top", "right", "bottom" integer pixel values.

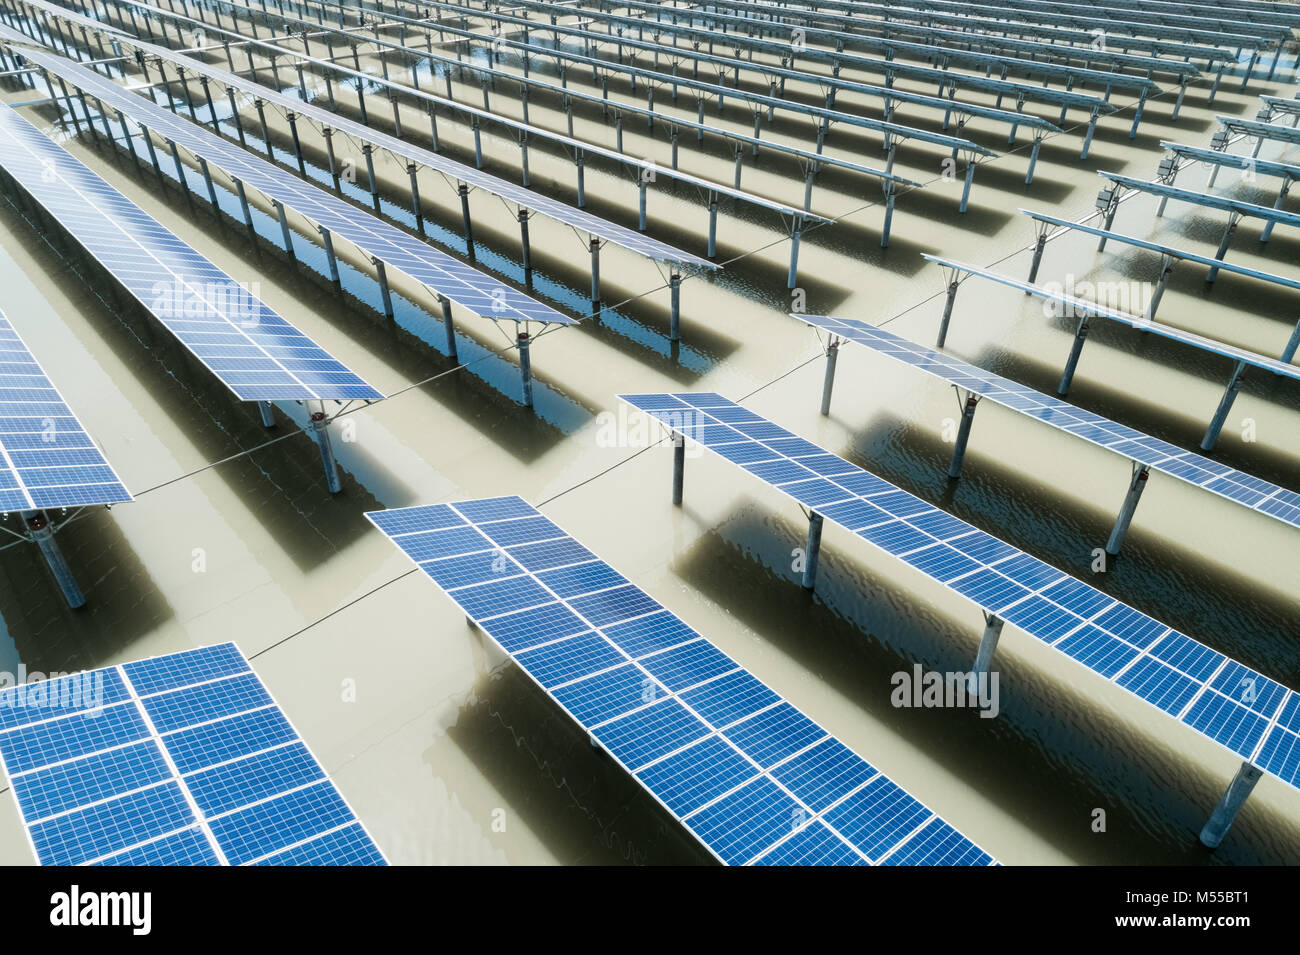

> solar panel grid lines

[
  {"left": 0, "top": 643, "right": 387, "bottom": 866},
  {"left": 615, "top": 392, "right": 1300, "bottom": 796},
  {"left": 9, "top": 42, "right": 575, "bottom": 327},
  {"left": 0, "top": 309, "right": 131, "bottom": 510},
  {"left": 366, "top": 496, "right": 997, "bottom": 866},
  {"left": 919, "top": 253, "right": 1300, "bottom": 383},
  {"left": 0, "top": 102, "right": 381, "bottom": 402},
  {"left": 792, "top": 314, "right": 1300, "bottom": 530}
]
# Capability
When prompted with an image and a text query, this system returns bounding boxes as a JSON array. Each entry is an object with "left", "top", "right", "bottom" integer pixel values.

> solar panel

[
  {"left": 617, "top": 393, "right": 1300, "bottom": 798},
  {"left": 703, "top": 0, "right": 1206, "bottom": 77},
  {"left": 1019, "top": 209, "right": 1300, "bottom": 291},
  {"left": 769, "top": 0, "right": 1259, "bottom": 56},
  {"left": 512, "top": 0, "right": 1132, "bottom": 119},
  {"left": 793, "top": 314, "right": 1300, "bottom": 530},
  {"left": 8, "top": 0, "right": 715, "bottom": 270},
  {"left": 366, "top": 496, "right": 996, "bottom": 866},
  {"left": 1099, "top": 171, "right": 1300, "bottom": 229},
  {"left": 369, "top": 0, "right": 1056, "bottom": 138},
  {"left": 1161, "top": 142, "right": 1300, "bottom": 183},
  {"left": 0, "top": 643, "right": 386, "bottom": 865},
  {"left": 869, "top": 0, "right": 1277, "bottom": 48},
  {"left": 8, "top": 41, "right": 574, "bottom": 327},
  {"left": 0, "top": 102, "right": 380, "bottom": 402},
  {"left": 0, "top": 308, "right": 131, "bottom": 510},
  {"left": 49, "top": 0, "right": 824, "bottom": 228},
  {"left": 1259, "top": 96, "right": 1300, "bottom": 120},
  {"left": 1216, "top": 115, "right": 1300, "bottom": 148},
  {"left": 920, "top": 254, "right": 1300, "bottom": 383},
  {"left": 341, "top": 0, "right": 1014, "bottom": 153},
  {"left": 530, "top": 0, "right": 1165, "bottom": 93}
]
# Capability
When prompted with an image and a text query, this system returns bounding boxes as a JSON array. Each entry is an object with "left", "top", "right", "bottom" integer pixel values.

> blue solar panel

[
  {"left": 619, "top": 393, "right": 1300, "bottom": 798},
  {"left": 0, "top": 644, "right": 386, "bottom": 866},
  {"left": 0, "top": 101, "right": 380, "bottom": 402},
  {"left": 15, "top": 45, "right": 576, "bottom": 327},
  {"left": 0, "top": 308, "right": 130, "bottom": 509},
  {"left": 367, "top": 496, "right": 995, "bottom": 866},
  {"left": 797, "top": 316, "right": 1300, "bottom": 532}
]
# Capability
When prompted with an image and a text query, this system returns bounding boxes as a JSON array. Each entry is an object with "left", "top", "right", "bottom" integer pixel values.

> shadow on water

[
  {"left": 833, "top": 409, "right": 1300, "bottom": 682},
  {"left": 974, "top": 345, "right": 1300, "bottom": 485},
  {"left": 0, "top": 507, "right": 174, "bottom": 674},
  {"left": 441, "top": 655, "right": 714, "bottom": 865},
  {"left": 671, "top": 500, "right": 1300, "bottom": 864},
  {"left": 0, "top": 146, "right": 389, "bottom": 575},
  {"left": 155, "top": 61, "right": 750, "bottom": 380}
]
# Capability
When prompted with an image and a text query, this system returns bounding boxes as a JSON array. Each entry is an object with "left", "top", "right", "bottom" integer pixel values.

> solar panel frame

[
  {"left": 8, "top": 40, "right": 576, "bottom": 327},
  {"left": 5, "top": 0, "right": 716, "bottom": 268},
  {"left": 1215, "top": 115, "right": 1300, "bottom": 148},
  {"left": 1018, "top": 208, "right": 1300, "bottom": 291},
  {"left": 0, "top": 643, "right": 387, "bottom": 866},
  {"left": 1160, "top": 142, "right": 1300, "bottom": 184},
  {"left": 366, "top": 496, "right": 997, "bottom": 866},
  {"left": 41, "top": 0, "right": 825, "bottom": 229},
  {"left": 515, "top": 0, "right": 1166, "bottom": 93},
  {"left": 353, "top": 0, "right": 1058, "bottom": 137},
  {"left": 793, "top": 314, "right": 1300, "bottom": 531},
  {"left": 688, "top": 0, "right": 1207, "bottom": 77},
  {"left": 1099, "top": 171, "right": 1300, "bottom": 227},
  {"left": 0, "top": 101, "right": 381, "bottom": 402},
  {"left": 618, "top": 392, "right": 1300, "bottom": 796},
  {"left": 921, "top": 253, "right": 1300, "bottom": 383},
  {"left": 0, "top": 308, "right": 131, "bottom": 510}
]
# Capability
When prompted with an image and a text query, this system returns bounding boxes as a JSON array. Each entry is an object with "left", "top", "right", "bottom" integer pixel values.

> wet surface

[{"left": 0, "top": 4, "right": 1295, "bottom": 865}]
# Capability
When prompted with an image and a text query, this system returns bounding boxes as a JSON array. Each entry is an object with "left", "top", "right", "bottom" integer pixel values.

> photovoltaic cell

[
  {"left": 0, "top": 307, "right": 130, "bottom": 509},
  {"left": 9, "top": 43, "right": 575, "bottom": 327},
  {"left": 618, "top": 392, "right": 1300, "bottom": 799},
  {"left": 0, "top": 101, "right": 380, "bottom": 402},
  {"left": 0, "top": 644, "right": 386, "bottom": 866},
  {"left": 795, "top": 315, "right": 1300, "bottom": 530},
  {"left": 367, "top": 496, "right": 995, "bottom": 866}
]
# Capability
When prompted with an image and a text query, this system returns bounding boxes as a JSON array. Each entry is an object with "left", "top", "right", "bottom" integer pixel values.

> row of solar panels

[{"left": 0, "top": 0, "right": 1294, "bottom": 867}]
